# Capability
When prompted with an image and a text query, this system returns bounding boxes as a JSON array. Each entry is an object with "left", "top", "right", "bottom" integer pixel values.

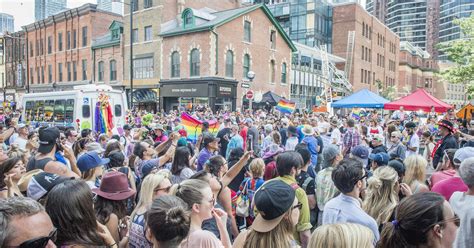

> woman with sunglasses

[
  {"left": 172, "top": 179, "right": 231, "bottom": 248},
  {"left": 377, "top": 192, "right": 459, "bottom": 248},
  {"left": 129, "top": 170, "right": 172, "bottom": 248},
  {"left": 233, "top": 180, "right": 301, "bottom": 248}
]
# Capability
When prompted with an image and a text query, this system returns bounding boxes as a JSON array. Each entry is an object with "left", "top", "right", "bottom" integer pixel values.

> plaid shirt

[{"left": 343, "top": 127, "right": 361, "bottom": 152}]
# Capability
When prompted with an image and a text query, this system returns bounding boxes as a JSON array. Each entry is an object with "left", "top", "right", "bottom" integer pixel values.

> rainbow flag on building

[
  {"left": 276, "top": 99, "right": 296, "bottom": 114},
  {"left": 180, "top": 112, "right": 219, "bottom": 143}
]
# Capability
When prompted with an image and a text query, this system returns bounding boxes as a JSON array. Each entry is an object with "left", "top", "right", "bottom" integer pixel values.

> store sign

[
  {"left": 160, "top": 84, "right": 208, "bottom": 97},
  {"left": 219, "top": 86, "right": 232, "bottom": 96},
  {"left": 241, "top": 83, "right": 250, "bottom": 89}
]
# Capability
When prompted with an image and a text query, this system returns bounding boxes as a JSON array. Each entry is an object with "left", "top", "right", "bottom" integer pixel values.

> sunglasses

[
  {"left": 353, "top": 170, "right": 368, "bottom": 186},
  {"left": 18, "top": 227, "right": 57, "bottom": 248},
  {"left": 292, "top": 202, "right": 303, "bottom": 210},
  {"left": 424, "top": 214, "right": 461, "bottom": 233}
]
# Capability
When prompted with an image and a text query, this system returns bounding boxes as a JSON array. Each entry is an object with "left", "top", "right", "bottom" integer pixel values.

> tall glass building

[
  {"left": 0, "top": 13, "right": 14, "bottom": 34},
  {"left": 265, "top": 0, "right": 333, "bottom": 52},
  {"left": 439, "top": 0, "right": 474, "bottom": 45},
  {"left": 385, "top": 0, "right": 428, "bottom": 49},
  {"left": 35, "top": 0, "right": 67, "bottom": 21}
]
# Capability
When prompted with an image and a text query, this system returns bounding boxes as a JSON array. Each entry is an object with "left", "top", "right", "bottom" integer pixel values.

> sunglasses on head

[{"left": 18, "top": 227, "right": 57, "bottom": 248}]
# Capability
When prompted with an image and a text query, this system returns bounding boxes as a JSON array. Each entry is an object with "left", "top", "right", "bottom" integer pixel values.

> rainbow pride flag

[
  {"left": 180, "top": 112, "right": 219, "bottom": 143},
  {"left": 276, "top": 99, "right": 296, "bottom": 114}
]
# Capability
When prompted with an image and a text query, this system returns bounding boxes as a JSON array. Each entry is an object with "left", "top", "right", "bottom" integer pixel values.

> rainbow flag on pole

[
  {"left": 276, "top": 99, "right": 296, "bottom": 114},
  {"left": 180, "top": 112, "right": 219, "bottom": 143}
]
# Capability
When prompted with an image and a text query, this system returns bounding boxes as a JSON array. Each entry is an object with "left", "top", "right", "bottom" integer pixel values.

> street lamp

[{"left": 247, "top": 71, "right": 255, "bottom": 110}]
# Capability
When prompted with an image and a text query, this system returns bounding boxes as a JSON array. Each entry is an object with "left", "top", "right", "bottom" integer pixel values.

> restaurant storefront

[{"left": 159, "top": 78, "right": 237, "bottom": 112}]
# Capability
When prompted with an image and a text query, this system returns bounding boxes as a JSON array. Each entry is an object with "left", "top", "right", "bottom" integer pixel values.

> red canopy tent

[{"left": 384, "top": 89, "right": 453, "bottom": 112}]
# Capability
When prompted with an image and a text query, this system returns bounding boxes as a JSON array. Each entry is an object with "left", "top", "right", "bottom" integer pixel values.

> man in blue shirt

[
  {"left": 322, "top": 158, "right": 380, "bottom": 242},
  {"left": 301, "top": 125, "right": 318, "bottom": 178}
]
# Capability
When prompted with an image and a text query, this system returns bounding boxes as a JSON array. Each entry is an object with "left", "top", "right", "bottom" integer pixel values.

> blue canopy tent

[{"left": 331, "top": 89, "right": 389, "bottom": 108}]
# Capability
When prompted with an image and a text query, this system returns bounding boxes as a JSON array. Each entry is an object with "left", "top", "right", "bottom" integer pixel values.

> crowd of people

[{"left": 0, "top": 105, "right": 473, "bottom": 248}]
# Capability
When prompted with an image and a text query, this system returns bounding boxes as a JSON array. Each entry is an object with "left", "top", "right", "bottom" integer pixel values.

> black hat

[
  {"left": 38, "top": 127, "right": 60, "bottom": 154},
  {"left": 27, "top": 172, "right": 73, "bottom": 200},
  {"left": 405, "top": 122, "right": 417, "bottom": 129},
  {"left": 202, "top": 134, "right": 219, "bottom": 147},
  {"left": 387, "top": 159, "right": 406, "bottom": 177},
  {"left": 123, "top": 124, "right": 132, "bottom": 130},
  {"left": 252, "top": 180, "right": 296, "bottom": 232},
  {"left": 438, "top": 119, "right": 455, "bottom": 133},
  {"left": 287, "top": 125, "right": 298, "bottom": 136}
]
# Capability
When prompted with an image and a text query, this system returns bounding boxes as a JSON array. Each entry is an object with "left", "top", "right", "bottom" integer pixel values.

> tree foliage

[{"left": 437, "top": 13, "right": 474, "bottom": 97}]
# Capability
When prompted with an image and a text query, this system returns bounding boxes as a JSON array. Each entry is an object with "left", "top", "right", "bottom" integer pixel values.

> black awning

[
  {"left": 132, "top": 89, "right": 158, "bottom": 103},
  {"left": 261, "top": 91, "right": 282, "bottom": 104}
]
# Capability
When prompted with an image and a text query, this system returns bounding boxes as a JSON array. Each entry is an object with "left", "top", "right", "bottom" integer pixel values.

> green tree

[
  {"left": 437, "top": 13, "right": 474, "bottom": 98},
  {"left": 376, "top": 79, "right": 397, "bottom": 100}
]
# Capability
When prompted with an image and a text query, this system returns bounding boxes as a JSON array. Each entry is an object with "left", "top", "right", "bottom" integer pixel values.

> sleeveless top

[
  {"left": 26, "top": 157, "right": 54, "bottom": 172},
  {"left": 129, "top": 213, "right": 152, "bottom": 248}
]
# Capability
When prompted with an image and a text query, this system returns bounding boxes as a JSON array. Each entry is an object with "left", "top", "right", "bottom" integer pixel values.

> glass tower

[
  {"left": 0, "top": 13, "right": 14, "bottom": 33},
  {"left": 386, "top": 0, "right": 428, "bottom": 49},
  {"left": 266, "top": 0, "right": 333, "bottom": 52},
  {"left": 35, "top": 0, "right": 67, "bottom": 21},
  {"left": 439, "top": 0, "right": 474, "bottom": 43}
]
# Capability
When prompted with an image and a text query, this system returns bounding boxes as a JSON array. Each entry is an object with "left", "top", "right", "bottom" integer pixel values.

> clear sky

[{"left": 0, "top": 0, "right": 96, "bottom": 31}]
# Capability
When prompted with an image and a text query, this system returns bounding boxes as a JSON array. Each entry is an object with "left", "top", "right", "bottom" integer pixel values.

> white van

[{"left": 21, "top": 84, "right": 128, "bottom": 131}]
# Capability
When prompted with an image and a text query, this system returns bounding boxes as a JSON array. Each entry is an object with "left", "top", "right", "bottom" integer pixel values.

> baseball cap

[
  {"left": 321, "top": 145, "right": 340, "bottom": 169},
  {"left": 252, "top": 180, "right": 296, "bottom": 233},
  {"left": 351, "top": 145, "right": 369, "bottom": 159},
  {"left": 77, "top": 151, "right": 110, "bottom": 172},
  {"left": 454, "top": 147, "right": 474, "bottom": 165},
  {"left": 38, "top": 127, "right": 60, "bottom": 154},
  {"left": 369, "top": 152, "right": 390, "bottom": 166},
  {"left": 405, "top": 122, "right": 417, "bottom": 129},
  {"left": 27, "top": 172, "right": 73, "bottom": 200},
  {"left": 202, "top": 134, "right": 219, "bottom": 147},
  {"left": 387, "top": 159, "right": 406, "bottom": 178},
  {"left": 123, "top": 124, "right": 132, "bottom": 130},
  {"left": 17, "top": 123, "right": 27, "bottom": 129}
]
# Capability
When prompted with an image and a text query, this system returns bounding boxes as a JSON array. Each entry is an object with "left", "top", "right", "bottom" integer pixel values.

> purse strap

[{"left": 242, "top": 178, "right": 250, "bottom": 196}]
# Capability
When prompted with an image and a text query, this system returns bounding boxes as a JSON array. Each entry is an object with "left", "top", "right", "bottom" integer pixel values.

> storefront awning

[{"left": 132, "top": 89, "right": 158, "bottom": 103}]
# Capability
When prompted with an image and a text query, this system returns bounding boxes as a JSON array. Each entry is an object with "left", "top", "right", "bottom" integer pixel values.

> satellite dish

[{"left": 254, "top": 91, "right": 263, "bottom": 103}]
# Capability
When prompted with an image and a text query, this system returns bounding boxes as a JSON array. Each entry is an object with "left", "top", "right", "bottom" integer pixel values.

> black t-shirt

[
  {"left": 296, "top": 170, "right": 316, "bottom": 195},
  {"left": 217, "top": 127, "right": 232, "bottom": 157}
]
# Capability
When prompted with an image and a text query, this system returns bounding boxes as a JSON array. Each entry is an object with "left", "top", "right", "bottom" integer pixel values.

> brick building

[
  {"left": 398, "top": 41, "right": 437, "bottom": 97},
  {"left": 123, "top": 0, "right": 241, "bottom": 111},
  {"left": 332, "top": 2, "right": 399, "bottom": 94},
  {"left": 23, "top": 3, "right": 122, "bottom": 92},
  {"left": 3, "top": 31, "right": 27, "bottom": 102},
  {"left": 159, "top": 4, "right": 295, "bottom": 111},
  {"left": 91, "top": 21, "right": 124, "bottom": 86}
]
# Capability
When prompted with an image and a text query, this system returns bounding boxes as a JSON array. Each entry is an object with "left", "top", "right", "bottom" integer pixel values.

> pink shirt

[
  {"left": 430, "top": 169, "right": 456, "bottom": 187},
  {"left": 431, "top": 177, "right": 468, "bottom": 201}
]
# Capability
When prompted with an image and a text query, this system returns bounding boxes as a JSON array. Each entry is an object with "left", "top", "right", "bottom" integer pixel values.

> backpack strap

[
  {"left": 290, "top": 182, "right": 300, "bottom": 190},
  {"left": 302, "top": 176, "right": 313, "bottom": 192}
]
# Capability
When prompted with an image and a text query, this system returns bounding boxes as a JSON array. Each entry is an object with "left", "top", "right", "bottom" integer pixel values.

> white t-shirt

[
  {"left": 13, "top": 136, "right": 28, "bottom": 150},
  {"left": 406, "top": 134, "right": 420, "bottom": 157},
  {"left": 330, "top": 128, "right": 341, "bottom": 147}
]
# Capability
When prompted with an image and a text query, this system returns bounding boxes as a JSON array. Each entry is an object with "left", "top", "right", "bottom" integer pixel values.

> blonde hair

[
  {"left": 391, "top": 131, "right": 402, "bottom": 139},
  {"left": 130, "top": 170, "right": 171, "bottom": 221},
  {"left": 243, "top": 208, "right": 295, "bottom": 248},
  {"left": 403, "top": 155, "right": 427, "bottom": 187},
  {"left": 363, "top": 166, "right": 399, "bottom": 225},
  {"left": 8, "top": 144, "right": 28, "bottom": 164},
  {"left": 309, "top": 223, "right": 374, "bottom": 248},
  {"left": 249, "top": 158, "right": 265, "bottom": 178}
]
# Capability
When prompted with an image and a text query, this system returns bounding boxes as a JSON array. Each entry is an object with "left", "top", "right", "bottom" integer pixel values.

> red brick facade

[
  {"left": 23, "top": 4, "right": 122, "bottom": 92},
  {"left": 398, "top": 42, "right": 438, "bottom": 97},
  {"left": 161, "top": 6, "right": 293, "bottom": 109},
  {"left": 332, "top": 3, "right": 399, "bottom": 94}
]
